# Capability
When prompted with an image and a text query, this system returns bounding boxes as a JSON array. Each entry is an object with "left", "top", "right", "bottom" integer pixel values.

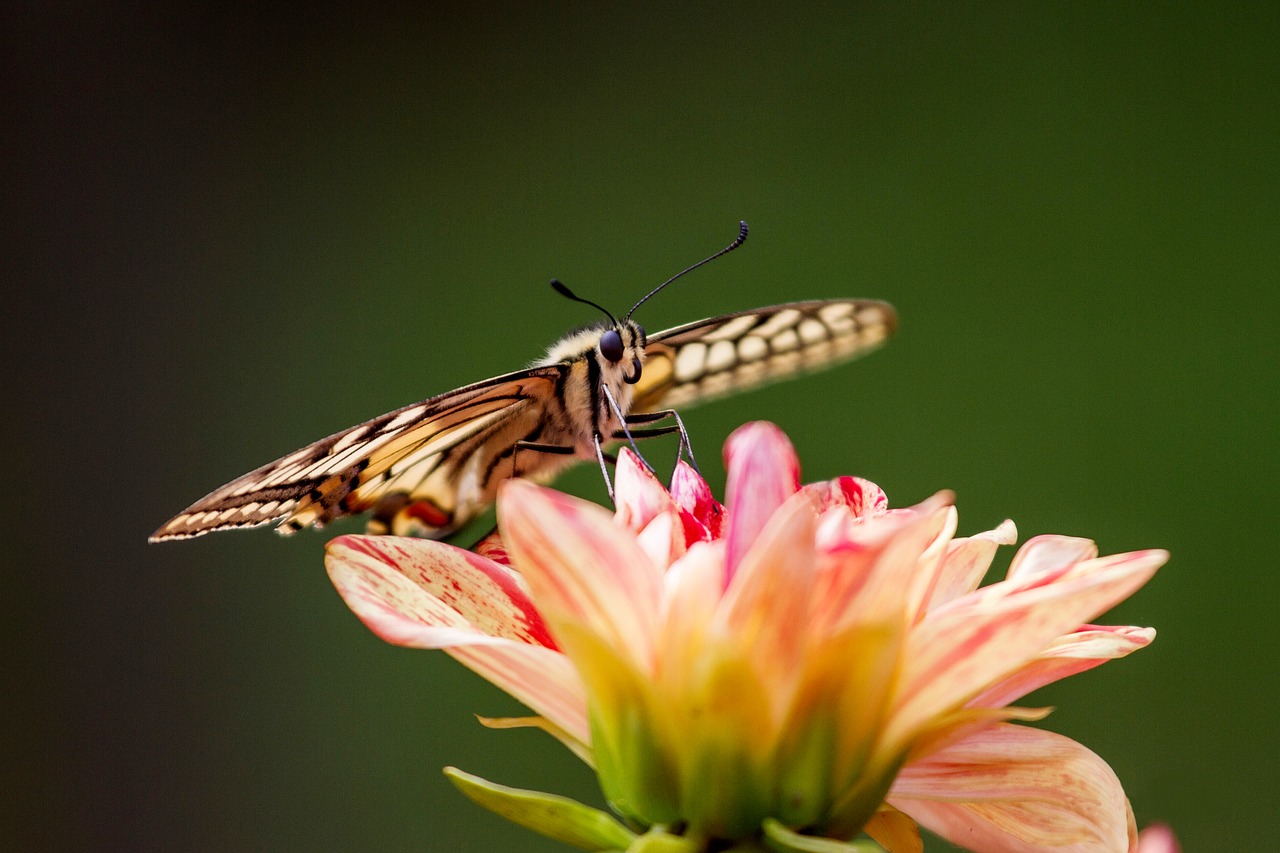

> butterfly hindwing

[{"left": 632, "top": 299, "right": 897, "bottom": 413}]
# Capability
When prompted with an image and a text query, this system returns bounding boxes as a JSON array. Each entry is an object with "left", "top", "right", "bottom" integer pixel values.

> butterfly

[{"left": 149, "top": 222, "right": 897, "bottom": 542}]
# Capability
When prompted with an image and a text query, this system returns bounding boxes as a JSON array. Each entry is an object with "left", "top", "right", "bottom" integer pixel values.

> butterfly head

[
  {"left": 547, "top": 220, "right": 749, "bottom": 386},
  {"left": 597, "top": 323, "right": 646, "bottom": 384}
]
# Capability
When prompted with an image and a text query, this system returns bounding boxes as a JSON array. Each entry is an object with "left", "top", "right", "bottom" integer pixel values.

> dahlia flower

[{"left": 326, "top": 422, "right": 1166, "bottom": 852}]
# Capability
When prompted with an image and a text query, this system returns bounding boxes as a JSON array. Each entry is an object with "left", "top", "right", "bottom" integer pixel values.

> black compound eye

[{"left": 599, "top": 329, "right": 624, "bottom": 363}]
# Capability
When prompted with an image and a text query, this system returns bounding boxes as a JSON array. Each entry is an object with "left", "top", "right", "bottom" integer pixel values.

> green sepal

[
  {"left": 444, "top": 766, "right": 637, "bottom": 851},
  {"left": 761, "top": 818, "right": 884, "bottom": 853},
  {"left": 625, "top": 827, "right": 701, "bottom": 852}
]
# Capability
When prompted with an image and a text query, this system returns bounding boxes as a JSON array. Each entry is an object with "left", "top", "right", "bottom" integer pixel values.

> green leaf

[
  {"left": 444, "top": 766, "right": 637, "bottom": 851},
  {"left": 761, "top": 819, "right": 884, "bottom": 853}
]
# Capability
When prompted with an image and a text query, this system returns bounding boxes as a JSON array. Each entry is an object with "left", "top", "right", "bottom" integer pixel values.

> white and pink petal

[{"left": 889, "top": 724, "right": 1134, "bottom": 853}]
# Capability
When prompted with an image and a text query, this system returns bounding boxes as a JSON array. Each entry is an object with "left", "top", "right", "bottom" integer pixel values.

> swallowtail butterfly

[{"left": 150, "top": 222, "right": 896, "bottom": 542}]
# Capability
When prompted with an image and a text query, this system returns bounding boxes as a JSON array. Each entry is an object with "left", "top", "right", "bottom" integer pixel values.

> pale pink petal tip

[
  {"left": 613, "top": 448, "right": 674, "bottom": 533},
  {"left": 723, "top": 421, "right": 801, "bottom": 578},
  {"left": 1136, "top": 824, "right": 1180, "bottom": 853},
  {"left": 1007, "top": 534, "right": 1099, "bottom": 580}
]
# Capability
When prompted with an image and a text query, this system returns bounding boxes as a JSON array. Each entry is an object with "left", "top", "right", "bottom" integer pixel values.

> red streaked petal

[
  {"left": 327, "top": 534, "right": 554, "bottom": 648},
  {"left": 803, "top": 476, "right": 889, "bottom": 518},
  {"left": 723, "top": 421, "right": 801, "bottom": 583},
  {"left": 889, "top": 724, "right": 1133, "bottom": 853},
  {"left": 925, "top": 520, "right": 1018, "bottom": 610},
  {"left": 670, "top": 461, "right": 722, "bottom": 543},
  {"left": 326, "top": 540, "right": 589, "bottom": 746},
  {"left": 970, "top": 624, "right": 1156, "bottom": 709},
  {"left": 890, "top": 549, "right": 1166, "bottom": 747},
  {"left": 473, "top": 527, "right": 513, "bottom": 566},
  {"left": 498, "top": 480, "right": 663, "bottom": 671}
]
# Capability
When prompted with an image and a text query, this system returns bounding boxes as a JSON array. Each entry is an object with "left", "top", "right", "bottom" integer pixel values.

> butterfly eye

[{"left": 599, "top": 329, "right": 625, "bottom": 363}]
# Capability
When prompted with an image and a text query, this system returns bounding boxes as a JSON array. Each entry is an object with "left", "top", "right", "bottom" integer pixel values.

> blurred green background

[{"left": 6, "top": 3, "right": 1276, "bottom": 850}]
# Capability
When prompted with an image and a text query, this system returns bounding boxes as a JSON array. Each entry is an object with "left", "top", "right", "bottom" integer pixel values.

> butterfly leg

[
  {"left": 622, "top": 408, "right": 701, "bottom": 475},
  {"left": 511, "top": 440, "right": 576, "bottom": 477},
  {"left": 588, "top": 427, "right": 614, "bottom": 502}
]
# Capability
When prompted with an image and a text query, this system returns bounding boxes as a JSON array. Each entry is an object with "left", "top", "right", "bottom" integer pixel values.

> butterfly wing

[
  {"left": 631, "top": 299, "right": 898, "bottom": 413},
  {"left": 149, "top": 365, "right": 566, "bottom": 541}
]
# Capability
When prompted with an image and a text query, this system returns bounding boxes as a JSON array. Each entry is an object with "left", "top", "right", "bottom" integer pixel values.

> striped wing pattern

[
  {"left": 632, "top": 299, "right": 897, "bottom": 413},
  {"left": 150, "top": 367, "right": 562, "bottom": 541}
]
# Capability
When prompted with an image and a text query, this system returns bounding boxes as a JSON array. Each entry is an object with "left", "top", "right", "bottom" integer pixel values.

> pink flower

[{"left": 326, "top": 422, "right": 1166, "bottom": 852}]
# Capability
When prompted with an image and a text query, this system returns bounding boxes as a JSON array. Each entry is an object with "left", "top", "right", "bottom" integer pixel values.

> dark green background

[{"left": 7, "top": 4, "right": 1276, "bottom": 850}]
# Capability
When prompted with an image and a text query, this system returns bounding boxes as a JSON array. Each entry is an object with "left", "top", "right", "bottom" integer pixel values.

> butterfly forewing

[{"left": 632, "top": 299, "right": 897, "bottom": 412}]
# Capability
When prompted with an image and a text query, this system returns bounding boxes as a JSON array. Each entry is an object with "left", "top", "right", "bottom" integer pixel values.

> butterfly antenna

[
  {"left": 624, "top": 220, "right": 749, "bottom": 321},
  {"left": 551, "top": 279, "right": 618, "bottom": 325}
]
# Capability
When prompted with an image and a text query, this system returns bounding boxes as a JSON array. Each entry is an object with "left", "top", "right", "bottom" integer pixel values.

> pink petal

[
  {"left": 926, "top": 520, "right": 1018, "bottom": 611},
  {"left": 970, "top": 624, "right": 1156, "bottom": 709},
  {"left": 670, "top": 461, "right": 723, "bottom": 543},
  {"left": 327, "top": 534, "right": 555, "bottom": 647},
  {"left": 889, "top": 724, "right": 1133, "bottom": 853},
  {"left": 810, "top": 496, "right": 955, "bottom": 638},
  {"left": 906, "top": 506, "right": 960, "bottom": 622},
  {"left": 890, "top": 549, "right": 1167, "bottom": 747},
  {"left": 1006, "top": 535, "right": 1099, "bottom": 581},
  {"left": 325, "top": 538, "right": 589, "bottom": 746},
  {"left": 635, "top": 506, "right": 686, "bottom": 569},
  {"left": 613, "top": 448, "right": 676, "bottom": 535},
  {"left": 498, "top": 480, "right": 663, "bottom": 671},
  {"left": 1136, "top": 824, "right": 1180, "bottom": 853},
  {"left": 723, "top": 422, "right": 801, "bottom": 583}
]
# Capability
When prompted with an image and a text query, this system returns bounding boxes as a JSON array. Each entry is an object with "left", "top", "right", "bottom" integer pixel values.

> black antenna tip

[
  {"left": 550, "top": 278, "right": 573, "bottom": 298},
  {"left": 737, "top": 220, "right": 749, "bottom": 243}
]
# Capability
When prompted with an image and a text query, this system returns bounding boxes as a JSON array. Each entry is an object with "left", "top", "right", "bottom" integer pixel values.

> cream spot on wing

[
  {"left": 819, "top": 303, "right": 857, "bottom": 333},
  {"left": 706, "top": 340, "right": 738, "bottom": 373},
  {"left": 259, "top": 501, "right": 279, "bottom": 515},
  {"left": 385, "top": 406, "right": 427, "bottom": 431},
  {"left": 674, "top": 342, "right": 708, "bottom": 381},
  {"left": 799, "top": 318, "right": 828, "bottom": 345},
  {"left": 261, "top": 464, "right": 306, "bottom": 488},
  {"left": 277, "top": 448, "right": 313, "bottom": 467},
  {"left": 771, "top": 328, "right": 800, "bottom": 352},
  {"left": 737, "top": 334, "right": 768, "bottom": 362},
  {"left": 330, "top": 426, "right": 369, "bottom": 454},
  {"left": 701, "top": 314, "right": 758, "bottom": 342},
  {"left": 754, "top": 309, "right": 801, "bottom": 338}
]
